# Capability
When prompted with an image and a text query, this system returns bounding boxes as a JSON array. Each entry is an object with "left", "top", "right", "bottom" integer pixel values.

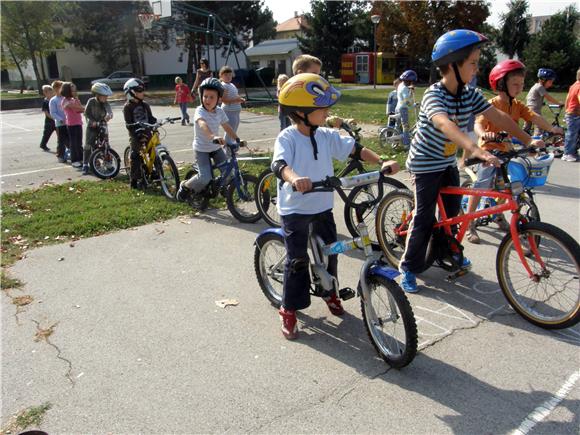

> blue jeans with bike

[
  {"left": 281, "top": 210, "right": 338, "bottom": 311},
  {"left": 184, "top": 148, "right": 228, "bottom": 192},
  {"left": 397, "top": 106, "right": 410, "bottom": 146},
  {"left": 564, "top": 114, "right": 580, "bottom": 156}
]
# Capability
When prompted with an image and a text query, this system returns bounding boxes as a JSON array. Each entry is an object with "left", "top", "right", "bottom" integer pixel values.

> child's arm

[
  {"left": 221, "top": 122, "right": 239, "bottom": 141},
  {"left": 280, "top": 166, "right": 311, "bottom": 193},
  {"left": 197, "top": 118, "right": 224, "bottom": 144},
  {"left": 480, "top": 106, "right": 539, "bottom": 146},
  {"left": 43, "top": 109, "right": 54, "bottom": 120},
  {"left": 72, "top": 99, "right": 85, "bottom": 113},
  {"left": 531, "top": 113, "right": 563, "bottom": 135},
  {"left": 358, "top": 147, "right": 400, "bottom": 175},
  {"left": 544, "top": 92, "right": 562, "bottom": 106}
]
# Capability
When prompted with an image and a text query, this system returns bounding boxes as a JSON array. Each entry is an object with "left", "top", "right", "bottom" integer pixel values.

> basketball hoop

[{"left": 138, "top": 13, "right": 158, "bottom": 30}]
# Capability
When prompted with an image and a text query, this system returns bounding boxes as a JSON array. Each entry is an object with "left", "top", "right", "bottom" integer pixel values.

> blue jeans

[
  {"left": 397, "top": 107, "right": 410, "bottom": 146},
  {"left": 184, "top": 148, "right": 228, "bottom": 192},
  {"left": 179, "top": 103, "right": 190, "bottom": 123},
  {"left": 224, "top": 110, "right": 240, "bottom": 145},
  {"left": 564, "top": 114, "right": 580, "bottom": 155}
]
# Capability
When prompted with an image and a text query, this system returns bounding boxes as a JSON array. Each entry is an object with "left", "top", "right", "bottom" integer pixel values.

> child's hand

[
  {"left": 381, "top": 160, "right": 400, "bottom": 175},
  {"left": 325, "top": 116, "right": 342, "bottom": 128},
  {"left": 239, "top": 97, "right": 245, "bottom": 104},
  {"left": 481, "top": 132, "right": 496, "bottom": 143},
  {"left": 291, "top": 176, "right": 312, "bottom": 193},
  {"left": 530, "top": 138, "right": 545, "bottom": 149},
  {"left": 551, "top": 126, "right": 564, "bottom": 135},
  {"left": 213, "top": 136, "right": 225, "bottom": 145},
  {"left": 473, "top": 148, "right": 500, "bottom": 167}
]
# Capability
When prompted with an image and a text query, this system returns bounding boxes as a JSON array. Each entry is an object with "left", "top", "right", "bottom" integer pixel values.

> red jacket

[{"left": 175, "top": 83, "right": 192, "bottom": 104}]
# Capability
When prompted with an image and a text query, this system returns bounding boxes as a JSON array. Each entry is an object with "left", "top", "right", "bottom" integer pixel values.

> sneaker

[
  {"left": 323, "top": 293, "right": 345, "bottom": 316},
  {"left": 71, "top": 161, "right": 82, "bottom": 168},
  {"left": 400, "top": 270, "right": 418, "bottom": 293},
  {"left": 562, "top": 154, "right": 579, "bottom": 162},
  {"left": 81, "top": 164, "right": 90, "bottom": 175},
  {"left": 40, "top": 145, "right": 50, "bottom": 152},
  {"left": 452, "top": 254, "right": 472, "bottom": 269},
  {"left": 466, "top": 223, "right": 480, "bottom": 244},
  {"left": 493, "top": 215, "right": 510, "bottom": 231},
  {"left": 176, "top": 181, "right": 191, "bottom": 202},
  {"left": 279, "top": 307, "right": 298, "bottom": 340}
]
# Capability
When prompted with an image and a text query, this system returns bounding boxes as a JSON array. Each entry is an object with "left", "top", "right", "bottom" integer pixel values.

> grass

[
  {"left": 0, "top": 91, "right": 42, "bottom": 100},
  {"left": 0, "top": 402, "right": 52, "bottom": 434}
]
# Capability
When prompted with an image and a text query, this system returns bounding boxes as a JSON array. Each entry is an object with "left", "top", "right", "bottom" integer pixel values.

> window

[
  {"left": 355, "top": 55, "right": 368, "bottom": 73},
  {"left": 277, "top": 60, "right": 286, "bottom": 75},
  {"left": 268, "top": 60, "right": 275, "bottom": 69}
]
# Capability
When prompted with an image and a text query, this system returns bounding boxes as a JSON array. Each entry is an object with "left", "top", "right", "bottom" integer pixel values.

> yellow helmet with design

[{"left": 278, "top": 73, "right": 340, "bottom": 115}]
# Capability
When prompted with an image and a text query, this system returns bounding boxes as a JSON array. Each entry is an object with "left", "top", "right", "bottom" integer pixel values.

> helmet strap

[
  {"left": 451, "top": 63, "right": 465, "bottom": 100},
  {"left": 293, "top": 112, "right": 319, "bottom": 160}
]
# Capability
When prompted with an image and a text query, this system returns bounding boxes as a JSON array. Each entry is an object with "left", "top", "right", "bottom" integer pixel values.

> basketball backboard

[{"left": 149, "top": 0, "right": 171, "bottom": 18}]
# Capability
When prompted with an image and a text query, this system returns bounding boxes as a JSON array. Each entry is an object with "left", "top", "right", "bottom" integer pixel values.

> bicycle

[
  {"left": 378, "top": 102, "right": 419, "bottom": 151},
  {"left": 180, "top": 139, "right": 261, "bottom": 223},
  {"left": 123, "top": 117, "right": 181, "bottom": 200},
  {"left": 88, "top": 121, "right": 121, "bottom": 179},
  {"left": 375, "top": 147, "right": 580, "bottom": 330},
  {"left": 255, "top": 122, "right": 407, "bottom": 248},
  {"left": 254, "top": 170, "right": 418, "bottom": 368}
]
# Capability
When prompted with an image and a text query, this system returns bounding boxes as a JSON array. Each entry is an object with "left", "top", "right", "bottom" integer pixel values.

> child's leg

[
  {"left": 466, "top": 164, "right": 495, "bottom": 214},
  {"left": 83, "top": 128, "right": 97, "bottom": 167},
  {"left": 56, "top": 125, "right": 67, "bottom": 160},
  {"left": 183, "top": 150, "right": 213, "bottom": 192},
  {"left": 179, "top": 103, "right": 189, "bottom": 123},
  {"left": 68, "top": 125, "right": 83, "bottom": 164},
  {"left": 564, "top": 114, "right": 580, "bottom": 158},
  {"left": 224, "top": 110, "right": 240, "bottom": 144},
  {"left": 281, "top": 213, "right": 312, "bottom": 312},
  {"left": 399, "top": 107, "right": 410, "bottom": 146},
  {"left": 129, "top": 136, "right": 143, "bottom": 183},
  {"left": 39, "top": 119, "right": 55, "bottom": 150},
  {"left": 312, "top": 210, "right": 338, "bottom": 278}
]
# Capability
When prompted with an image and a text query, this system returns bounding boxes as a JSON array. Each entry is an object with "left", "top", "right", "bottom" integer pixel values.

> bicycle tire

[
  {"left": 123, "top": 146, "right": 131, "bottom": 177},
  {"left": 343, "top": 177, "right": 407, "bottom": 248},
  {"left": 378, "top": 126, "right": 403, "bottom": 150},
  {"left": 226, "top": 173, "right": 261, "bottom": 223},
  {"left": 255, "top": 169, "right": 281, "bottom": 227},
  {"left": 496, "top": 221, "right": 580, "bottom": 329},
  {"left": 183, "top": 168, "right": 210, "bottom": 210},
  {"left": 156, "top": 153, "right": 180, "bottom": 199},
  {"left": 360, "top": 275, "right": 417, "bottom": 368},
  {"left": 89, "top": 147, "right": 121, "bottom": 179},
  {"left": 254, "top": 232, "right": 286, "bottom": 308}
]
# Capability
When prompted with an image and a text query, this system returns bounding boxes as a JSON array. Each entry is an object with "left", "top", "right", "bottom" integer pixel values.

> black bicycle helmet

[{"left": 199, "top": 77, "right": 224, "bottom": 98}]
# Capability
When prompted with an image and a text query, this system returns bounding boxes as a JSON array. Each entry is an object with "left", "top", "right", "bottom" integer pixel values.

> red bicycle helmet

[{"left": 489, "top": 59, "right": 526, "bottom": 92}]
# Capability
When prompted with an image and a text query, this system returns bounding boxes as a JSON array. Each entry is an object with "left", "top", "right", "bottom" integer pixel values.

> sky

[{"left": 262, "top": 0, "right": 577, "bottom": 27}]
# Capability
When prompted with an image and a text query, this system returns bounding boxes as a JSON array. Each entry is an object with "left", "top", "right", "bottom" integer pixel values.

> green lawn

[{"left": 0, "top": 91, "right": 42, "bottom": 100}]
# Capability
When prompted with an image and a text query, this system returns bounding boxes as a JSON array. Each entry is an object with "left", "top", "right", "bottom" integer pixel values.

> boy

[
  {"left": 292, "top": 54, "right": 322, "bottom": 75},
  {"left": 49, "top": 80, "right": 70, "bottom": 162},
  {"left": 395, "top": 70, "right": 417, "bottom": 149},
  {"left": 562, "top": 67, "right": 580, "bottom": 162},
  {"left": 465, "top": 60, "right": 562, "bottom": 243},
  {"left": 524, "top": 68, "right": 563, "bottom": 135},
  {"left": 176, "top": 78, "right": 240, "bottom": 201},
  {"left": 399, "top": 29, "right": 544, "bottom": 294},
  {"left": 123, "top": 78, "right": 157, "bottom": 189},
  {"left": 219, "top": 66, "right": 245, "bottom": 145},
  {"left": 272, "top": 73, "right": 399, "bottom": 339},
  {"left": 39, "top": 85, "right": 55, "bottom": 152},
  {"left": 84, "top": 82, "right": 113, "bottom": 175}
]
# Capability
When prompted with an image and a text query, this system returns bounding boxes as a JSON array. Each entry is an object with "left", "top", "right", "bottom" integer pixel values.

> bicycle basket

[{"left": 508, "top": 153, "right": 554, "bottom": 188}]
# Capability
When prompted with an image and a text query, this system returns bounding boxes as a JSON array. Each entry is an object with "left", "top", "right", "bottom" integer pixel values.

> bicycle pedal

[
  {"left": 339, "top": 287, "right": 356, "bottom": 301},
  {"left": 446, "top": 268, "right": 469, "bottom": 282}
]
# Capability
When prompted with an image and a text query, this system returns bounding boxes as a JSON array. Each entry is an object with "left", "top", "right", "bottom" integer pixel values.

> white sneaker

[
  {"left": 71, "top": 161, "right": 82, "bottom": 168},
  {"left": 562, "top": 154, "right": 579, "bottom": 162}
]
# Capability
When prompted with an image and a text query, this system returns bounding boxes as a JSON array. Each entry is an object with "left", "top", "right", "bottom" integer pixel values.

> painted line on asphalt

[
  {"left": 2, "top": 165, "right": 71, "bottom": 178},
  {"left": 1, "top": 122, "right": 33, "bottom": 132},
  {"left": 511, "top": 369, "right": 580, "bottom": 435}
]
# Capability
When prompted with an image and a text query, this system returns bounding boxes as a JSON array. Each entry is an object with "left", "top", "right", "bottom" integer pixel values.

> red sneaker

[
  {"left": 324, "top": 293, "right": 345, "bottom": 316},
  {"left": 279, "top": 307, "right": 298, "bottom": 340}
]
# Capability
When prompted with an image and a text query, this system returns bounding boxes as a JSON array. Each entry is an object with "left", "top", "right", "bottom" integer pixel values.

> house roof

[
  {"left": 276, "top": 15, "right": 308, "bottom": 32},
  {"left": 245, "top": 38, "right": 299, "bottom": 57}
]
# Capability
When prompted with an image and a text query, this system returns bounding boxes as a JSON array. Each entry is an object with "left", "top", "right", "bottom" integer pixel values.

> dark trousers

[
  {"left": 56, "top": 125, "right": 70, "bottom": 159},
  {"left": 40, "top": 118, "right": 56, "bottom": 149},
  {"left": 281, "top": 210, "right": 338, "bottom": 311},
  {"left": 67, "top": 125, "right": 83, "bottom": 163},
  {"left": 400, "top": 166, "right": 461, "bottom": 274},
  {"left": 129, "top": 135, "right": 144, "bottom": 182}
]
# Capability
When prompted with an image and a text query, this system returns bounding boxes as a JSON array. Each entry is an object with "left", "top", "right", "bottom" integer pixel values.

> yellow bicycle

[{"left": 124, "top": 117, "right": 181, "bottom": 199}]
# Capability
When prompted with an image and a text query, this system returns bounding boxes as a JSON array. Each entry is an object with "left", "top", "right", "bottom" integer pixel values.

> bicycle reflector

[{"left": 508, "top": 154, "right": 554, "bottom": 188}]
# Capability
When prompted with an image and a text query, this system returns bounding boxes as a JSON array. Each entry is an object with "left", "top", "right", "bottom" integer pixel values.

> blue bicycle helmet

[
  {"left": 537, "top": 68, "right": 556, "bottom": 81},
  {"left": 431, "top": 29, "right": 488, "bottom": 66},
  {"left": 399, "top": 70, "right": 418, "bottom": 82}
]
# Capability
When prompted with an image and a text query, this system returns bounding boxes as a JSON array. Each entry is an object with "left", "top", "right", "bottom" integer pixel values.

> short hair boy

[
  {"left": 39, "top": 85, "right": 55, "bottom": 152},
  {"left": 292, "top": 54, "right": 322, "bottom": 75}
]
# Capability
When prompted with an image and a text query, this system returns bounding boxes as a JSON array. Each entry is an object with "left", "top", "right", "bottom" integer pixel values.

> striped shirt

[
  {"left": 221, "top": 82, "right": 242, "bottom": 112},
  {"left": 406, "top": 82, "right": 490, "bottom": 173}
]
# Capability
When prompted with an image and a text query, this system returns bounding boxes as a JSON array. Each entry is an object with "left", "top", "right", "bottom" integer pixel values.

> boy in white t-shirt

[
  {"left": 272, "top": 73, "right": 400, "bottom": 340},
  {"left": 177, "top": 78, "right": 239, "bottom": 200}
]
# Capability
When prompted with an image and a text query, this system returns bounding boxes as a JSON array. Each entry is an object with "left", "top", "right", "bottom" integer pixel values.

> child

[
  {"left": 292, "top": 54, "right": 322, "bottom": 75},
  {"left": 61, "top": 82, "right": 84, "bottom": 168},
  {"left": 562, "top": 67, "right": 580, "bottom": 162},
  {"left": 49, "top": 80, "right": 70, "bottom": 163},
  {"left": 272, "top": 73, "right": 399, "bottom": 339},
  {"left": 39, "top": 85, "right": 55, "bottom": 152},
  {"left": 395, "top": 70, "right": 417, "bottom": 149},
  {"left": 174, "top": 76, "right": 192, "bottom": 125},
  {"left": 191, "top": 58, "right": 213, "bottom": 104},
  {"left": 524, "top": 68, "right": 563, "bottom": 136},
  {"left": 219, "top": 66, "right": 245, "bottom": 145},
  {"left": 83, "top": 82, "right": 113, "bottom": 175},
  {"left": 123, "top": 78, "right": 157, "bottom": 189},
  {"left": 399, "top": 29, "right": 543, "bottom": 294},
  {"left": 277, "top": 74, "right": 291, "bottom": 131},
  {"left": 465, "top": 59, "right": 560, "bottom": 244},
  {"left": 176, "top": 78, "right": 240, "bottom": 201},
  {"left": 386, "top": 78, "right": 400, "bottom": 128}
]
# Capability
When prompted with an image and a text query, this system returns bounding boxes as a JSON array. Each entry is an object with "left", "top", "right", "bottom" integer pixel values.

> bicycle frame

[{"left": 141, "top": 132, "right": 161, "bottom": 174}]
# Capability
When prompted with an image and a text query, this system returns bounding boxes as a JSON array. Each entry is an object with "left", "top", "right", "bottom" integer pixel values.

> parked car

[{"left": 90, "top": 71, "right": 149, "bottom": 90}]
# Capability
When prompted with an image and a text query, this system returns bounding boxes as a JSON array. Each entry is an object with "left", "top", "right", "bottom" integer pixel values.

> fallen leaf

[
  {"left": 215, "top": 299, "right": 239, "bottom": 308},
  {"left": 13, "top": 295, "right": 33, "bottom": 306},
  {"left": 58, "top": 257, "right": 64, "bottom": 261}
]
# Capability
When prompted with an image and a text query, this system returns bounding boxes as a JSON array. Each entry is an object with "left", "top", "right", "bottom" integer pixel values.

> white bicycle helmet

[
  {"left": 91, "top": 82, "right": 113, "bottom": 96},
  {"left": 123, "top": 78, "right": 145, "bottom": 99}
]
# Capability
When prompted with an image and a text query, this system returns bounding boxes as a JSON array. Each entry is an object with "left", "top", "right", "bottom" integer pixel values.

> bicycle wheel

[
  {"left": 225, "top": 173, "right": 260, "bottom": 223},
  {"left": 89, "top": 148, "right": 121, "bottom": 179},
  {"left": 123, "top": 146, "right": 131, "bottom": 176},
  {"left": 255, "top": 169, "right": 281, "bottom": 227},
  {"left": 378, "top": 127, "right": 402, "bottom": 150},
  {"left": 343, "top": 177, "right": 407, "bottom": 247},
  {"left": 496, "top": 221, "right": 580, "bottom": 329},
  {"left": 156, "top": 153, "right": 180, "bottom": 199},
  {"left": 376, "top": 189, "right": 415, "bottom": 268},
  {"left": 254, "top": 232, "right": 286, "bottom": 308},
  {"left": 360, "top": 275, "right": 417, "bottom": 368}
]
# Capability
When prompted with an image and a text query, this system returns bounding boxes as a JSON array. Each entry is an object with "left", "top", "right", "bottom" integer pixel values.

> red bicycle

[{"left": 375, "top": 147, "right": 580, "bottom": 329}]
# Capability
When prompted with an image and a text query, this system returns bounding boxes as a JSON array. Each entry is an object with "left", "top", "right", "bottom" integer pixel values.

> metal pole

[{"left": 373, "top": 23, "right": 377, "bottom": 89}]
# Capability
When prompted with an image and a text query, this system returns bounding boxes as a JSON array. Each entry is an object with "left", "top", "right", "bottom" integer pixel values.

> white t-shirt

[
  {"left": 221, "top": 82, "right": 242, "bottom": 112},
  {"left": 395, "top": 82, "right": 413, "bottom": 111},
  {"left": 192, "top": 106, "right": 229, "bottom": 152},
  {"left": 272, "top": 126, "right": 354, "bottom": 216}
]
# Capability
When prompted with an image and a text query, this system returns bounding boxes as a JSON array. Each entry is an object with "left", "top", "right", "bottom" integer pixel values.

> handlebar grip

[
  {"left": 168, "top": 117, "right": 182, "bottom": 122},
  {"left": 212, "top": 138, "right": 221, "bottom": 144},
  {"left": 464, "top": 157, "right": 484, "bottom": 167}
]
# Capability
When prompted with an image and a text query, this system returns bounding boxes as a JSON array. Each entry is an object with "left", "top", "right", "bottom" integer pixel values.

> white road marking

[
  {"left": 2, "top": 165, "right": 70, "bottom": 178},
  {"left": 1, "top": 122, "right": 33, "bottom": 132},
  {"left": 511, "top": 369, "right": 580, "bottom": 435}
]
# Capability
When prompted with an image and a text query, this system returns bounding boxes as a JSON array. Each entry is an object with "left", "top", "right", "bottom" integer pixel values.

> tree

[
  {"left": 498, "top": 0, "right": 530, "bottom": 59},
  {"left": 298, "top": 1, "right": 357, "bottom": 77},
  {"left": 1, "top": 1, "right": 64, "bottom": 92},
  {"left": 523, "top": 5, "right": 580, "bottom": 87},
  {"left": 1, "top": 43, "right": 28, "bottom": 92}
]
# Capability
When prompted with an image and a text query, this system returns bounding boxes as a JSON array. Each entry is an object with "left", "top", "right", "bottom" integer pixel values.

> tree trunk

[
  {"left": 186, "top": 34, "right": 195, "bottom": 87},
  {"left": 22, "top": 28, "right": 43, "bottom": 93},
  {"left": 38, "top": 52, "right": 48, "bottom": 82},
  {"left": 126, "top": 16, "right": 142, "bottom": 76},
  {"left": 7, "top": 43, "right": 26, "bottom": 93}
]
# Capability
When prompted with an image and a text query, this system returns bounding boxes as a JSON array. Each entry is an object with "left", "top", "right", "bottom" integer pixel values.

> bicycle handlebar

[
  {"left": 211, "top": 138, "right": 247, "bottom": 147},
  {"left": 464, "top": 146, "right": 543, "bottom": 167},
  {"left": 126, "top": 116, "right": 182, "bottom": 129}
]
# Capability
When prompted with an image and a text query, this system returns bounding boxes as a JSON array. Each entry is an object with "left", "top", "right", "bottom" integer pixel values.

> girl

[
  {"left": 174, "top": 76, "right": 192, "bottom": 125},
  {"left": 191, "top": 58, "right": 213, "bottom": 105},
  {"left": 61, "top": 82, "right": 84, "bottom": 168}
]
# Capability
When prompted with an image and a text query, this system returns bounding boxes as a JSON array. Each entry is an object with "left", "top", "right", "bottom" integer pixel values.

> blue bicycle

[{"left": 181, "top": 139, "right": 261, "bottom": 223}]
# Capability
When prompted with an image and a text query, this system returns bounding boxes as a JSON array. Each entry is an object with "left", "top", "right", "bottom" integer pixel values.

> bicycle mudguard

[
  {"left": 368, "top": 263, "right": 400, "bottom": 280},
  {"left": 256, "top": 227, "right": 284, "bottom": 242},
  {"left": 155, "top": 145, "right": 170, "bottom": 155}
]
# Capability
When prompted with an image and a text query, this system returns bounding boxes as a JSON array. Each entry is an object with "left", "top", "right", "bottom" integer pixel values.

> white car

[{"left": 90, "top": 71, "right": 149, "bottom": 90}]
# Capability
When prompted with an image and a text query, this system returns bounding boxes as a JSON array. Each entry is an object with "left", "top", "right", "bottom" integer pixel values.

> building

[
  {"left": 275, "top": 13, "right": 309, "bottom": 40},
  {"left": 244, "top": 38, "right": 301, "bottom": 77}
]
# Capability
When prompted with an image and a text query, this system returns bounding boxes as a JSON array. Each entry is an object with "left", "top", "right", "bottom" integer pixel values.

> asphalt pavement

[{"left": 1, "top": 106, "right": 579, "bottom": 433}]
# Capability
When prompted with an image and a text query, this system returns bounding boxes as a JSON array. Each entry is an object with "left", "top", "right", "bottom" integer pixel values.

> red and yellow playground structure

[{"left": 341, "top": 52, "right": 405, "bottom": 85}]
